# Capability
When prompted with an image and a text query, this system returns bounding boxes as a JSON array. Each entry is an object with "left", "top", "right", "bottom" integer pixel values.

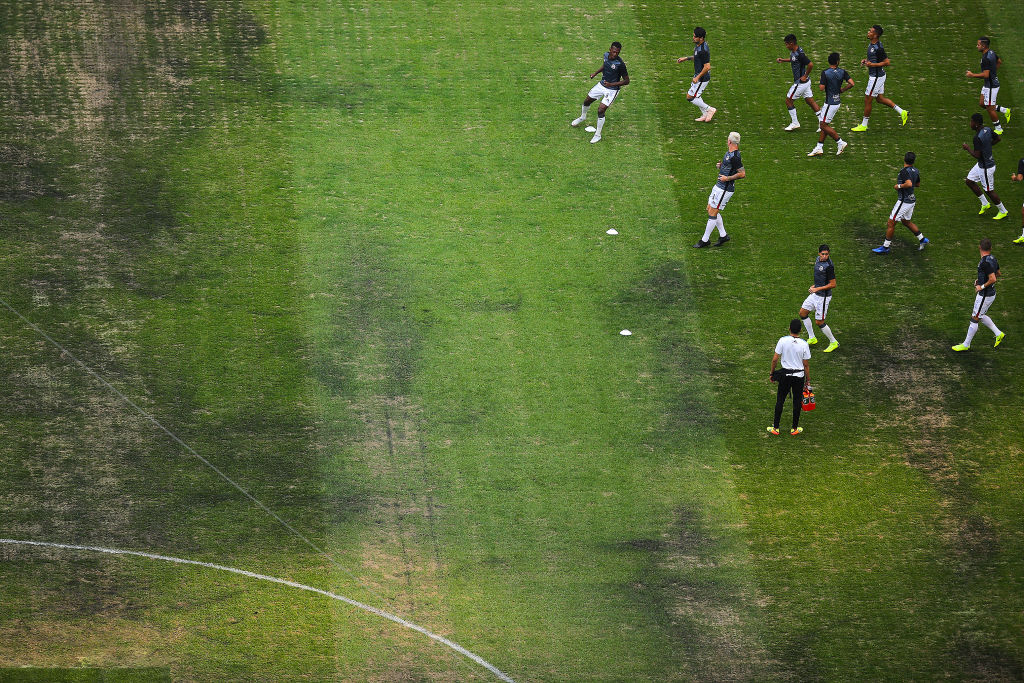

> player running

[
  {"left": 963, "top": 113, "right": 1009, "bottom": 220},
  {"left": 798, "top": 245, "right": 839, "bottom": 353},
  {"left": 775, "top": 34, "right": 821, "bottom": 131},
  {"left": 953, "top": 238, "right": 1005, "bottom": 351},
  {"left": 1011, "top": 158, "right": 1024, "bottom": 244},
  {"left": 873, "top": 152, "right": 929, "bottom": 252},
  {"left": 677, "top": 27, "right": 716, "bottom": 122},
  {"left": 850, "top": 25, "right": 908, "bottom": 132},
  {"left": 571, "top": 41, "right": 630, "bottom": 144},
  {"left": 693, "top": 132, "right": 744, "bottom": 248},
  {"left": 808, "top": 53, "right": 853, "bottom": 156},
  {"left": 967, "top": 37, "right": 1010, "bottom": 135}
]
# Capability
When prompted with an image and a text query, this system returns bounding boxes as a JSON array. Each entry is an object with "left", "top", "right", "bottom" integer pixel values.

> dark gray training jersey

[
  {"left": 973, "top": 127, "right": 996, "bottom": 169},
  {"left": 602, "top": 52, "right": 628, "bottom": 90},
  {"left": 820, "top": 67, "right": 851, "bottom": 105},
  {"left": 981, "top": 49, "right": 1000, "bottom": 89},
  {"left": 715, "top": 150, "right": 743, "bottom": 192},
  {"left": 789, "top": 47, "right": 811, "bottom": 82},
  {"left": 693, "top": 42, "right": 710, "bottom": 82},
  {"left": 977, "top": 254, "right": 998, "bottom": 296},
  {"left": 867, "top": 41, "right": 887, "bottom": 77},
  {"left": 813, "top": 258, "right": 835, "bottom": 298},
  {"left": 896, "top": 166, "right": 919, "bottom": 203}
]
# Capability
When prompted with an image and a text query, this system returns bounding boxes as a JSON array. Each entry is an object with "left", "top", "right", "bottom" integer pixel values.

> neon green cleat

[
  {"left": 807, "top": 337, "right": 818, "bottom": 345},
  {"left": 993, "top": 211, "right": 1009, "bottom": 220},
  {"left": 979, "top": 203, "right": 991, "bottom": 215},
  {"left": 952, "top": 344, "right": 970, "bottom": 352},
  {"left": 850, "top": 124, "right": 868, "bottom": 132},
  {"left": 900, "top": 110, "right": 909, "bottom": 126},
  {"left": 1013, "top": 235, "right": 1024, "bottom": 244},
  {"left": 1005, "top": 108, "right": 1012, "bottom": 123},
  {"left": 995, "top": 332, "right": 1005, "bottom": 347},
  {"left": 823, "top": 341, "right": 839, "bottom": 353},
  {"left": 995, "top": 127, "right": 1004, "bottom": 135},
  {"left": 767, "top": 426, "right": 780, "bottom": 436},
  {"left": 790, "top": 427, "right": 804, "bottom": 436}
]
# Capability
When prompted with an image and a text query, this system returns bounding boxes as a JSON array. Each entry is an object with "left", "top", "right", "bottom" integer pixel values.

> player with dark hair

[
  {"left": 768, "top": 318, "right": 812, "bottom": 436},
  {"left": 953, "top": 238, "right": 1005, "bottom": 351},
  {"left": 571, "top": 41, "right": 629, "bottom": 144},
  {"left": 798, "top": 245, "right": 839, "bottom": 352},
  {"left": 808, "top": 53, "right": 853, "bottom": 156},
  {"left": 873, "top": 152, "right": 929, "bottom": 252},
  {"left": 775, "top": 34, "right": 821, "bottom": 131},
  {"left": 851, "top": 25, "right": 908, "bottom": 131},
  {"left": 677, "top": 27, "right": 716, "bottom": 122},
  {"left": 693, "top": 131, "right": 744, "bottom": 248},
  {"left": 966, "top": 37, "right": 1010, "bottom": 135},
  {"left": 963, "top": 112, "right": 1009, "bottom": 219},
  {"left": 1011, "top": 158, "right": 1024, "bottom": 243}
]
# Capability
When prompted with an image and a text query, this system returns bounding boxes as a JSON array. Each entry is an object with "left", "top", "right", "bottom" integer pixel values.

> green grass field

[{"left": 1, "top": 0, "right": 1023, "bottom": 680}]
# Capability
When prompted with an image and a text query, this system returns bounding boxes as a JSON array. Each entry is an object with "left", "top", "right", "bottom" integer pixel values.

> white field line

[{"left": 0, "top": 538, "right": 516, "bottom": 683}]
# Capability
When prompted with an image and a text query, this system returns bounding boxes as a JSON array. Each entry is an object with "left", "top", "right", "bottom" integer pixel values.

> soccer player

[
  {"left": 808, "top": 53, "right": 853, "bottom": 156},
  {"left": 693, "top": 131, "right": 744, "bottom": 248},
  {"left": 775, "top": 34, "right": 821, "bottom": 131},
  {"left": 677, "top": 27, "right": 715, "bottom": 122},
  {"left": 570, "top": 41, "right": 630, "bottom": 144},
  {"left": 1011, "top": 158, "right": 1024, "bottom": 243},
  {"left": 872, "top": 152, "right": 929, "bottom": 252},
  {"left": 850, "top": 25, "right": 908, "bottom": 132},
  {"left": 953, "top": 238, "right": 1005, "bottom": 351},
  {"left": 798, "top": 244, "right": 839, "bottom": 353},
  {"left": 768, "top": 319, "right": 812, "bottom": 436},
  {"left": 963, "top": 113, "right": 1009, "bottom": 220},
  {"left": 966, "top": 37, "right": 1010, "bottom": 135}
]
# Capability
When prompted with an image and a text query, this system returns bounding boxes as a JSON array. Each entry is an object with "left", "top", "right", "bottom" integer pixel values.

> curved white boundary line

[{"left": 0, "top": 539, "right": 515, "bottom": 683}]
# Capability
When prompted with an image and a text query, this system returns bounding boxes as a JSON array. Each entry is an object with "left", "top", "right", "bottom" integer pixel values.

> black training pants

[{"left": 774, "top": 374, "right": 804, "bottom": 430}]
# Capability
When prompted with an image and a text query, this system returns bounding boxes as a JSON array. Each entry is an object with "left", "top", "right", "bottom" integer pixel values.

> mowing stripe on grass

[{"left": 0, "top": 538, "right": 515, "bottom": 683}]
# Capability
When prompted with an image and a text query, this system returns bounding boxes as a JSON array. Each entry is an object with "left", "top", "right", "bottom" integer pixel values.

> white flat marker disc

[
  {"left": 606, "top": 228, "right": 618, "bottom": 235},
  {"left": 585, "top": 125, "right": 598, "bottom": 133},
  {"left": 620, "top": 329, "right": 632, "bottom": 336}
]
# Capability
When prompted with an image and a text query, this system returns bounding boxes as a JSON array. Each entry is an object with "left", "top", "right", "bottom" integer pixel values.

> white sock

[
  {"left": 715, "top": 214, "right": 726, "bottom": 236},
  {"left": 917, "top": 233, "right": 926, "bottom": 242},
  {"left": 789, "top": 108, "right": 799, "bottom": 124},
  {"left": 996, "top": 202, "right": 1007, "bottom": 213},
  {"left": 965, "top": 321, "right": 980, "bottom": 346},
  {"left": 693, "top": 97, "right": 709, "bottom": 114},
  {"left": 894, "top": 105, "right": 905, "bottom": 115},
  {"left": 820, "top": 325, "right": 837, "bottom": 344},
  {"left": 979, "top": 194, "right": 990, "bottom": 206},
  {"left": 580, "top": 105, "right": 590, "bottom": 119},
  {"left": 999, "top": 106, "right": 1009, "bottom": 114},
  {"left": 883, "top": 239, "right": 892, "bottom": 247},
  {"left": 596, "top": 115, "right": 605, "bottom": 134},
  {"left": 802, "top": 318, "right": 815, "bottom": 337},
  {"left": 861, "top": 117, "right": 869, "bottom": 127},
  {"left": 813, "top": 143, "right": 823, "bottom": 151},
  {"left": 980, "top": 315, "right": 1002, "bottom": 336},
  {"left": 701, "top": 218, "right": 716, "bottom": 242}
]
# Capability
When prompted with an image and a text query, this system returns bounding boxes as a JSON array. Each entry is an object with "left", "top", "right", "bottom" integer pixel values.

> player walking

[
  {"left": 967, "top": 37, "right": 1010, "bottom": 135},
  {"left": 768, "top": 319, "right": 812, "bottom": 436},
  {"left": 850, "top": 25, "right": 908, "bottom": 132},
  {"left": 963, "top": 113, "right": 1009, "bottom": 220},
  {"left": 873, "top": 152, "right": 929, "bottom": 252},
  {"left": 571, "top": 41, "right": 630, "bottom": 144},
  {"left": 693, "top": 131, "right": 744, "bottom": 248},
  {"left": 677, "top": 27, "right": 716, "bottom": 122},
  {"left": 798, "top": 245, "right": 839, "bottom": 353},
  {"left": 953, "top": 238, "right": 1005, "bottom": 351},
  {"left": 775, "top": 34, "right": 821, "bottom": 131},
  {"left": 1011, "top": 158, "right": 1024, "bottom": 243},
  {"left": 808, "top": 53, "right": 853, "bottom": 156}
]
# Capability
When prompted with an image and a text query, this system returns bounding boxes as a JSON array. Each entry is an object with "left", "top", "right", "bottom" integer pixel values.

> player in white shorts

[
  {"left": 963, "top": 113, "right": 1009, "bottom": 219},
  {"left": 1011, "top": 158, "right": 1024, "bottom": 244},
  {"left": 872, "top": 152, "right": 929, "bottom": 252},
  {"left": 677, "top": 27, "right": 715, "bottom": 122},
  {"left": 953, "top": 239, "right": 1005, "bottom": 351},
  {"left": 809, "top": 53, "right": 853, "bottom": 156},
  {"left": 693, "top": 132, "right": 744, "bottom": 247},
  {"left": 850, "top": 25, "right": 908, "bottom": 131},
  {"left": 798, "top": 245, "right": 839, "bottom": 352},
  {"left": 775, "top": 34, "right": 821, "bottom": 130},
  {"left": 966, "top": 37, "right": 1010, "bottom": 135},
  {"left": 570, "top": 41, "right": 629, "bottom": 143}
]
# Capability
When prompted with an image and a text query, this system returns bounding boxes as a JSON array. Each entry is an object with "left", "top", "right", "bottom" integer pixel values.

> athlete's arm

[
  {"left": 842, "top": 78, "right": 855, "bottom": 92},
  {"left": 769, "top": 352, "right": 781, "bottom": 381},
  {"left": 810, "top": 277, "right": 837, "bottom": 294}
]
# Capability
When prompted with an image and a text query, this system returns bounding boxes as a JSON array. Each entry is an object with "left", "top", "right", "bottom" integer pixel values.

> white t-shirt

[{"left": 775, "top": 335, "right": 811, "bottom": 377}]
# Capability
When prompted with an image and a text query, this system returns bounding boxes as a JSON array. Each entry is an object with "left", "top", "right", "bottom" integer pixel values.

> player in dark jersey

[
  {"left": 873, "top": 152, "right": 928, "bottom": 252},
  {"left": 677, "top": 27, "right": 716, "bottom": 122},
  {"left": 953, "top": 238, "right": 1005, "bottom": 351},
  {"left": 775, "top": 34, "right": 821, "bottom": 131},
  {"left": 694, "top": 131, "right": 744, "bottom": 247},
  {"left": 798, "top": 245, "right": 839, "bottom": 352},
  {"left": 809, "top": 53, "right": 853, "bottom": 156},
  {"left": 850, "top": 25, "right": 908, "bottom": 131},
  {"left": 967, "top": 37, "right": 1010, "bottom": 134},
  {"left": 963, "top": 113, "right": 1009, "bottom": 219},
  {"left": 1011, "top": 158, "right": 1024, "bottom": 244},
  {"left": 570, "top": 41, "right": 630, "bottom": 144}
]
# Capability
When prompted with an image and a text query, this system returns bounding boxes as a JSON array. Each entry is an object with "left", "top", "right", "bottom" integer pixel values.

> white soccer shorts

[
  {"left": 967, "top": 163, "right": 996, "bottom": 192},
  {"left": 864, "top": 73, "right": 886, "bottom": 96},
  {"left": 687, "top": 80, "right": 709, "bottom": 98},
  {"left": 587, "top": 83, "right": 619, "bottom": 107},
  {"left": 819, "top": 103, "right": 840, "bottom": 124},
  {"left": 889, "top": 200, "right": 916, "bottom": 221},
  {"left": 707, "top": 186, "right": 734, "bottom": 211},
  {"left": 972, "top": 291, "right": 995, "bottom": 318},
  {"left": 801, "top": 293, "right": 831, "bottom": 321},
  {"left": 787, "top": 80, "right": 813, "bottom": 100},
  {"left": 981, "top": 85, "right": 999, "bottom": 106}
]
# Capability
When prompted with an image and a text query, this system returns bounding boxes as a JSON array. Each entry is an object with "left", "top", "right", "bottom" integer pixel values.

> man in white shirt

[{"left": 768, "top": 319, "right": 812, "bottom": 435}]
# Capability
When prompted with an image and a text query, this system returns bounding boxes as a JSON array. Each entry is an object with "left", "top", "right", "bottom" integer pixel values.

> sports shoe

[
  {"left": 993, "top": 211, "right": 1009, "bottom": 220},
  {"left": 995, "top": 332, "right": 1005, "bottom": 348},
  {"left": 824, "top": 341, "right": 839, "bottom": 353},
  {"left": 807, "top": 337, "right": 818, "bottom": 345},
  {"left": 713, "top": 234, "right": 730, "bottom": 247},
  {"left": 590, "top": 133, "right": 601, "bottom": 144},
  {"left": 807, "top": 148, "right": 824, "bottom": 157},
  {"left": 850, "top": 124, "right": 868, "bottom": 132},
  {"left": 790, "top": 427, "right": 803, "bottom": 436},
  {"left": 704, "top": 107, "right": 717, "bottom": 121},
  {"left": 952, "top": 343, "right": 970, "bottom": 352},
  {"left": 1006, "top": 107, "right": 1012, "bottom": 123},
  {"left": 766, "top": 426, "right": 780, "bottom": 436},
  {"left": 695, "top": 113, "right": 708, "bottom": 121},
  {"left": 918, "top": 237, "right": 929, "bottom": 250},
  {"left": 872, "top": 245, "right": 891, "bottom": 254},
  {"left": 979, "top": 203, "right": 991, "bottom": 215},
  {"left": 900, "top": 110, "right": 909, "bottom": 126},
  {"left": 1013, "top": 235, "right": 1024, "bottom": 244},
  {"left": 836, "top": 140, "right": 848, "bottom": 155},
  {"left": 693, "top": 239, "right": 709, "bottom": 248},
  {"left": 995, "top": 127, "right": 1004, "bottom": 136},
  {"left": 784, "top": 122, "right": 800, "bottom": 131},
  {"left": 570, "top": 117, "right": 585, "bottom": 127},
  {"left": 816, "top": 126, "right": 821, "bottom": 133}
]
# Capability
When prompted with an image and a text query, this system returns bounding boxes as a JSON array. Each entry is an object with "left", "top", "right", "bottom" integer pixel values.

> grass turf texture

[{"left": 1, "top": 0, "right": 1023, "bottom": 680}]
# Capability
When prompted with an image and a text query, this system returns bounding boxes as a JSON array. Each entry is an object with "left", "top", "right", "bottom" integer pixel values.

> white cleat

[
  {"left": 570, "top": 117, "right": 585, "bottom": 127},
  {"left": 807, "top": 148, "right": 823, "bottom": 156},
  {"left": 836, "top": 140, "right": 848, "bottom": 155},
  {"left": 704, "top": 106, "right": 717, "bottom": 121},
  {"left": 695, "top": 112, "right": 708, "bottom": 121},
  {"left": 784, "top": 122, "right": 801, "bottom": 131},
  {"left": 590, "top": 133, "right": 602, "bottom": 144}
]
